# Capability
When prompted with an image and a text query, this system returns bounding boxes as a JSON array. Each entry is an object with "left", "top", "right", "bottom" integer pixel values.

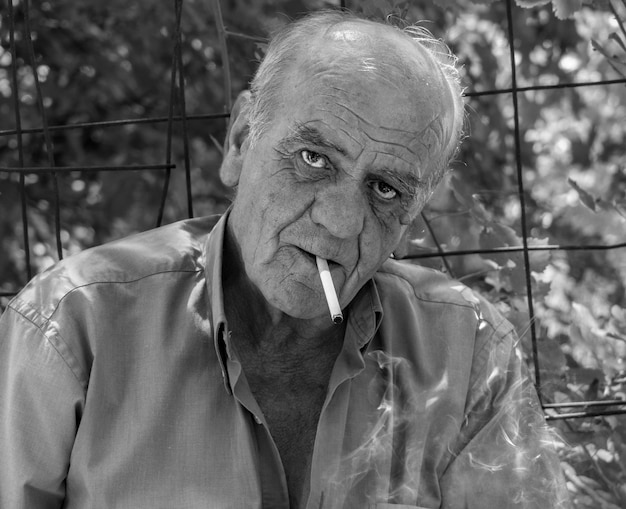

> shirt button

[{"left": 254, "top": 415, "right": 262, "bottom": 424}]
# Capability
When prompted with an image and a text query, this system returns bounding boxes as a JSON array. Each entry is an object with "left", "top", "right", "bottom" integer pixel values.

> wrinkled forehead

[
  {"left": 280, "top": 21, "right": 456, "bottom": 166},
  {"left": 282, "top": 85, "right": 448, "bottom": 177}
]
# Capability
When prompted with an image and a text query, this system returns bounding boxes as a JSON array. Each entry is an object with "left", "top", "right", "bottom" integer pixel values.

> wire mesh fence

[
  {"left": 1, "top": 0, "right": 625, "bottom": 416},
  {"left": 1, "top": 0, "right": 626, "bottom": 502}
]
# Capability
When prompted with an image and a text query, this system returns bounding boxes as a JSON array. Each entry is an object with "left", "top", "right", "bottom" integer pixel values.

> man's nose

[{"left": 311, "top": 183, "right": 365, "bottom": 239}]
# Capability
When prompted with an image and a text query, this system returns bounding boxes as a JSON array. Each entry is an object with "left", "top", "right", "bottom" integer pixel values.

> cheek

[
  {"left": 252, "top": 160, "right": 311, "bottom": 202},
  {"left": 238, "top": 176, "right": 315, "bottom": 258},
  {"left": 239, "top": 161, "right": 298, "bottom": 216},
  {"left": 358, "top": 219, "right": 404, "bottom": 269},
  {"left": 377, "top": 211, "right": 405, "bottom": 244}
]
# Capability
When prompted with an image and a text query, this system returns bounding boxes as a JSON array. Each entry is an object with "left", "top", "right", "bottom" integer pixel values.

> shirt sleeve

[
  {"left": 0, "top": 303, "right": 84, "bottom": 509},
  {"left": 438, "top": 315, "right": 572, "bottom": 509}
]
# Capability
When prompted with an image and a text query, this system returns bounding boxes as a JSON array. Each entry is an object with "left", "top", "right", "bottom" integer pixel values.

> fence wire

[{"left": 1, "top": 0, "right": 626, "bottom": 425}]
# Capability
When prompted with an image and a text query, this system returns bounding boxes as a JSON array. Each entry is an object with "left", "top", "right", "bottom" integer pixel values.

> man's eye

[
  {"left": 300, "top": 150, "right": 327, "bottom": 169},
  {"left": 372, "top": 181, "right": 398, "bottom": 200}
]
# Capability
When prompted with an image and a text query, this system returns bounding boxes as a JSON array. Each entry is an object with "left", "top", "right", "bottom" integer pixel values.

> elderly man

[{"left": 0, "top": 10, "right": 568, "bottom": 509}]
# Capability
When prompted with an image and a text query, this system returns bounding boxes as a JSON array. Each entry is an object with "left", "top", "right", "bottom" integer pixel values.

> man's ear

[{"left": 220, "top": 90, "right": 252, "bottom": 188}]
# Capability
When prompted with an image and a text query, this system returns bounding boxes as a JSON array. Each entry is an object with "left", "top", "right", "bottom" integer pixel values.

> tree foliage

[{"left": 1, "top": 0, "right": 625, "bottom": 506}]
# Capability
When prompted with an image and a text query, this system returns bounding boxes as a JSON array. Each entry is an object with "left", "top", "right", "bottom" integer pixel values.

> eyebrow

[{"left": 279, "top": 123, "right": 347, "bottom": 155}]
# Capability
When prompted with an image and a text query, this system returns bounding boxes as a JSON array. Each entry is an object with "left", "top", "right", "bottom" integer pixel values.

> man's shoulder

[
  {"left": 374, "top": 258, "right": 514, "bottom": 337},
  {"left": 12, "top": 215, "right": 221, "bottom": 318},
  {"left": 375, "top": 258, "right": 477, "bottom": 308},
  {"left": 80, "top": 214, "right": 220, "bottom": 274}
]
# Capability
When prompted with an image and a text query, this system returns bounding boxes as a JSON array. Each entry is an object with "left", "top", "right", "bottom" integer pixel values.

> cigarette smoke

[
  {"left": 317, "top": 342, "right": 570, "bottom": 508},
  {"left": 319, "top": 350, "right": 430, "bottom": 508}
]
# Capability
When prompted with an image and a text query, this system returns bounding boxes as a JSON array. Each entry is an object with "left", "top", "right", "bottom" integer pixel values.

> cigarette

[{"left": 316, "top": 256, "right": 343, "bottom": 325}]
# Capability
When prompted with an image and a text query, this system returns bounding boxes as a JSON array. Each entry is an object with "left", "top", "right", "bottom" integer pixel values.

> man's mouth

[
  {"left": 298, "top": 247, "right": 317, "bottom": 264},
  {"left": 296, "top": 246, "right": 341, "bottom": 270}
]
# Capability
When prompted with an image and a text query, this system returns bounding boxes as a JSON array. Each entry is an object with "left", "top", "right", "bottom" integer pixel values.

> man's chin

[
  {"left": 257, "top": 272, "right": 350, "bottom": 325},
  {"left": 279, "top": 303, "right": 328, "bottom": 321},
  {"left": 265, "top": 294, "right": 330, "bottom": 323}
]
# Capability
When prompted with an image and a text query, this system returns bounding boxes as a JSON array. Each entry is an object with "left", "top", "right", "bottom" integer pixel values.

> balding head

[
  {"left": 220, "top": 12, "right": 466, "bottom": 320},
  {"left": 247, "top": 11, "right": 464, "bottom": 175}
]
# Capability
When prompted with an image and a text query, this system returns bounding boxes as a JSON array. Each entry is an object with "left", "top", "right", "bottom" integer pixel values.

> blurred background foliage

[{"left": 1, "top": 0, "right": 626, "bottom": 506}]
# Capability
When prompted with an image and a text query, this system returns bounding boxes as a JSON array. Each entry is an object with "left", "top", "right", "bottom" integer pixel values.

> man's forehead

[
  {"left": 273, "top": 18, "right": 457, "bottom": 170},
  {"left": 282, "top": 61, "right": 448, "bottom": 159}
]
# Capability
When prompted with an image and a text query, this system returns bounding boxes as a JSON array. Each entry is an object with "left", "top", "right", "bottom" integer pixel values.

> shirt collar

[
  {"left": 203, "top": 209, "right": 385, "bottom": 391},
  {"left": 203, "top": 209, "right": 232, "bottom": 393},
  {"left": 346, "top": 278, "right": 384, "bottom": 350}
]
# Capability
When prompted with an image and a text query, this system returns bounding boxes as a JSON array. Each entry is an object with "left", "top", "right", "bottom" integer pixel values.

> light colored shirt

[{"left": 0, "top": 212, "right": 570, "bottom": 509}]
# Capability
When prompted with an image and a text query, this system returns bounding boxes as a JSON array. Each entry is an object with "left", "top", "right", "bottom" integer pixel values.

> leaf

[
  {"left": 609, "top": 32, "right": 626, "bottom": 53},
  {"left": 592, "top": 39, "right": 626, "bottom": 78},
  {"left": 477, "top": 224, "right": 536, "bottom": 295},
  {"left": 537, "top": 338, "right": 567, "bottom": 373},
  {"left": 572, "top": 302, "right": 601, "bottom": 332},
  {"left": 449, "top": 175, "right": 492, "bottom": 223},
  {"left": 469, "top": 198, "right": 493, "bottom": 224},
  {"left": 607, "top": 58, "right": 626, "bottom": 78},
  {"left": 611, "top": 305, "right": 626, "bottom": 335},
  {"left": 552, "top": 0, "right": 583, "bottom": 19},
  {"left": 531, "top": 273, "right": 551, "bottom": 300},
  {"left": 568, "top": 178, "right": 597, "bottom": 212},
  {"left": 478, "top": 224, "right": 521, "bottom": 266},
  {"left": 490, "top": 223, "right": 523, "bottom": 247},
  {"left": 449, "top": 174, "right": 475, "bottom": 209},
  {"left": 567, "top": 366, "right": 605, "bottom": 386}
]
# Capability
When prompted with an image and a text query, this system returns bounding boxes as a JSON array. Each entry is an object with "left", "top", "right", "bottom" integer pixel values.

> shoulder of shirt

[
  {"left": 375, "top": 258, "right": 476, "bottom": 308},
  {"left": 9, "top": 215, "right": 221, "bottom": 320},
  {"left": 374, "top": 258, "right": 514, "bottom": 338}
]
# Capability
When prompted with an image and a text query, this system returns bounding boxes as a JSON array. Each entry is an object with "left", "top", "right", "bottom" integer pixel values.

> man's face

[{"left": 226, "top": 29, "right": 453, "bottom": 321}]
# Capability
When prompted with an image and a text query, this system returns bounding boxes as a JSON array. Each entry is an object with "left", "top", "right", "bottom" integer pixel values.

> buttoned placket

[
  {"left": 214, "top": 304, "right": 381, "bottom": 509},
  {"left": 205, "top": 212, "right": 289, "bottom": 507},
  {"left": 218, "top": 323, "right": 290, "bottom": 508},
  {"left": 306, "top": 289, "right": 383, "bottom": 509}
]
